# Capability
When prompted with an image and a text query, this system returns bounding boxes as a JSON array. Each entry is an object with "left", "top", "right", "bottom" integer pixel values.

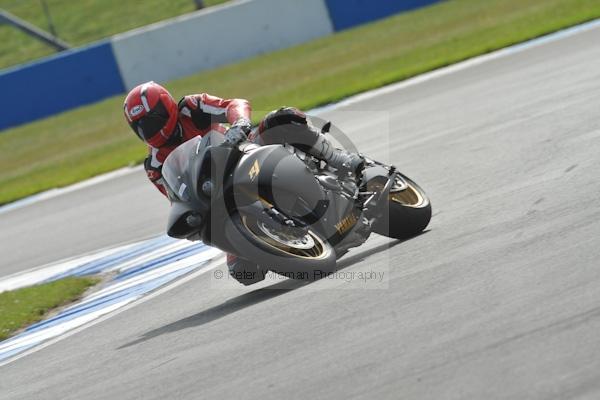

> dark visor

[{"left": 129, "top": 100, "right": 169, "bottom": 143}]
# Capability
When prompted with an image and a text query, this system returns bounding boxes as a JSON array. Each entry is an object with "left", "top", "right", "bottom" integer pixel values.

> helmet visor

[{"left": 129, "top": 100, "right": 169, "bottom": 143}]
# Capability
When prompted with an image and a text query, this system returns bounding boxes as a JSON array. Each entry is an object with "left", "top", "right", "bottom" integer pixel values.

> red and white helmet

[{"left": 123, "top": 81, "right": 178, "bottom": 147}]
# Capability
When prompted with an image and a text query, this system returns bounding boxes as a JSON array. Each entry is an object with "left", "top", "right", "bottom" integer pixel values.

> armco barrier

[
  {"left": 324, "top": 0, "right": 443, "bottom": 31},
  {"left": 0, "top": 41, "right": 124, "bottom": 131},
  {"left": 111, "top": 0, "right": 334, "bottom": 90}
]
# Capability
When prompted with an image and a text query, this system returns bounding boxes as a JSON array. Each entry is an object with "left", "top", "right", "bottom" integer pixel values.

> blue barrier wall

[
  {"left": 324, "top": 0, "right": 442, "bottom": 31},
  {"left": 0, "top": 41, "right": 124, "bottom": 131},
  {"left": 0, "top": 0, "right": 444, "bottom": 131}
]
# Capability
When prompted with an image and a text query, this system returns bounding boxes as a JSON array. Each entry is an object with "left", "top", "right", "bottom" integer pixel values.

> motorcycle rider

[{"left": 123, "top": 81, "right": 362, "bottom": 285}]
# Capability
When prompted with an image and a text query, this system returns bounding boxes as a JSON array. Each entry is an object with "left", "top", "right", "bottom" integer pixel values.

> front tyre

[
  {"left": 224, "top": 213, "right": 336, "bottom": 279},
  {"left": 372, "top": 173, "right": 431, "bottom": 239}
]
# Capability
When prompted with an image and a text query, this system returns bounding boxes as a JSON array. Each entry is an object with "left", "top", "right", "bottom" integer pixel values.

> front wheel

[
  {"left": 372, "top": 173, "right": 431, "bottom": 239},
  {"left": 224, "top": 213, "right": 337, "bottom": 279}
]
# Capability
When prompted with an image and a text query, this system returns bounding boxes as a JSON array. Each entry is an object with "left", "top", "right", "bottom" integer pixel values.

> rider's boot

[
  {"left": 259, "top": 107, "right": 364, "bottom": 175},
  {"left": 306, "top": 131, "right": 364, "bottom": 175}
]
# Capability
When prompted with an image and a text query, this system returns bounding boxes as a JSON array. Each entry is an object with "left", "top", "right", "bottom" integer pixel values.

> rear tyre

[
  {"left": 372, "top": 173, "right": 431, "bottom": 239},
  {"left": 224, "top": 213, "right": 336, "bottom": 280}
]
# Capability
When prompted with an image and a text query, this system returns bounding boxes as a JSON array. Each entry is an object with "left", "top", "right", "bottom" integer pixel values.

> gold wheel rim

[
  {"left": 241, "top": 216, "right": 330, "bottom": 260},
  {"left": 390, "top": 180, "right": 426, "bottom": 208}
]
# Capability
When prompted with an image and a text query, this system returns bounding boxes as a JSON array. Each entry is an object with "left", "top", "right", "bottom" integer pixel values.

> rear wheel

[
  {"left": 372, "top": 173, "right": 431, "bottom": 239},
  {"left": 225, "top": 213, "right": 336, "bottom": 280}
]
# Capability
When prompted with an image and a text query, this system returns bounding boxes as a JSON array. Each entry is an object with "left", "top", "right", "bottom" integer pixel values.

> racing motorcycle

[{"left": 163, "top": 122, "right": 431, "bottom": 279}]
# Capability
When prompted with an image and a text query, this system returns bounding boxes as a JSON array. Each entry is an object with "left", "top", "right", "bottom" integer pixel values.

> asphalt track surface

[{"left": 2, "top": 25, "right": 600, "bottom": 399}]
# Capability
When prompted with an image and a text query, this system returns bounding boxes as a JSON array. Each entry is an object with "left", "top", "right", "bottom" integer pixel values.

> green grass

[
  {"left": 0, "top": 0, "right": 230, "bottom": 70},
  {"left": 0, "top": 276, "right": 99, "bottom": 341},
  {"left": 1, "top": 0, "right": 600, "bottom": 205}
]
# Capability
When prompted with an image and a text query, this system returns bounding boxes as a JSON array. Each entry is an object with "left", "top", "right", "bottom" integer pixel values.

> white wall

[{"left": 111, "top": 0, "right": 334, "bottom": 90}]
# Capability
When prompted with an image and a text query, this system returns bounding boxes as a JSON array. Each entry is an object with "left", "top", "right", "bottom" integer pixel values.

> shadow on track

[
  {"left": 120, "top": 235, "right": 417, "bottom": 349},
  {"left": 119, "top": 279, "right": 307, "bottom": 349},
  {"left": 336, "top": 238, "right": 403, "bottom": 269}
]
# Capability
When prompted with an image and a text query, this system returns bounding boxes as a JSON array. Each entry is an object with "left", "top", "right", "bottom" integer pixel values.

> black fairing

[
  {"left": 164, "top": 136, "right": 328, "bottom": 245},
  {"left": 232, "top": 145, "right": 328, "bottom": 225},
  {"left": 163, "top": 133, "right": 237, "bottom": 240},
  {"left": 163, "top": 135, "right": 377, "bottom": 253}
]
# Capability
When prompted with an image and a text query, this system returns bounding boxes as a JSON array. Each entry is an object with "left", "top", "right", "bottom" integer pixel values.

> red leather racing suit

[{"left": 144, "top": 93, "right": 251, "bottom": 195}]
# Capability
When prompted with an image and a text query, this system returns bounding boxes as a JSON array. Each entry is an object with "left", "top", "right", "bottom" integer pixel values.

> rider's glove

[{"left": 224, "top": 118, "right": 252, "bottom": 145}]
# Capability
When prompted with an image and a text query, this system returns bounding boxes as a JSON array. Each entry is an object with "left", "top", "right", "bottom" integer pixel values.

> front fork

[
  {"left": 360, "top": 164, "right": 397, "bottom": 224},
  {"left": 331, "top": 165, "right": 397, "bottom": 258}
]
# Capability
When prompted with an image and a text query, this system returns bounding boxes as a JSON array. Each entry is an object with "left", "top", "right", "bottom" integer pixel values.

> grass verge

[
  {"left": 0, "top": 276, "right": 99, "bottom": 341},
  {"left": 1, "top": 0, "right": 600, "bottom": 205}
]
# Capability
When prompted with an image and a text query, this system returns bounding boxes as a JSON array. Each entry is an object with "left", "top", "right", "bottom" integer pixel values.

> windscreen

[
  {"left": 161, "top": 132, "right": 225, "bottom": 202},
  {"left": 162, "top": 136, "right": 204, "bottom": 202}
]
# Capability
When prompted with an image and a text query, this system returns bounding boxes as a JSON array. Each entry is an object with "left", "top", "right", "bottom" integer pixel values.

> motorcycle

[{"left": 162, "top": 122, "right": 431, "bottom": 280}]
